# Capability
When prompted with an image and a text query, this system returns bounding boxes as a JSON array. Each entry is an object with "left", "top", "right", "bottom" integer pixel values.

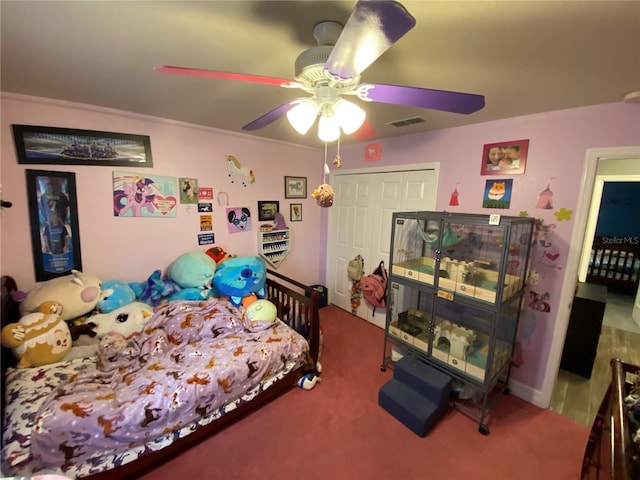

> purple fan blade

[
  {"left": 326, "top": 1, "right": 416, "bottom": 80},
  {"left": 242, "top": 102, "right": 296, "bottom": 131},
  {"left": 363, "top": 83, "right": 485, "bottom": 114}
]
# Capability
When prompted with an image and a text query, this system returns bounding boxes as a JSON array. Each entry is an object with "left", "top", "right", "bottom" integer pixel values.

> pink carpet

[{"left": 138, "top": 305, "right": 589, "bottom": 480}]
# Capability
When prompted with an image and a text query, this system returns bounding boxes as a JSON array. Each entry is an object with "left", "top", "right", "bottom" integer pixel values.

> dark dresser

[{"left": 560, "top": 282, "right": 608, "bottom": 378}]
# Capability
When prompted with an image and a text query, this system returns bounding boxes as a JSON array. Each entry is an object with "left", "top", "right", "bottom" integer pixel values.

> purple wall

[
  {"left": 2, "top": 91, "right": 639, "bottom": 395},
  {"left": 336, "top": 102, "right": 640, "bottom": 391}
]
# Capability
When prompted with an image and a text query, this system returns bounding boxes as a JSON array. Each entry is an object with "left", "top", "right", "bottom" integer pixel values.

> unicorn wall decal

[{"left": 225, "top": 154, "right": 256, "bottom": 187}]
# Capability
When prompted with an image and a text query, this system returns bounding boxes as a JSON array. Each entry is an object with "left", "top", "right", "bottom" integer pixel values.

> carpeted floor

[{"left": 138, "top": 305, "right": 589, "bottom": 480}]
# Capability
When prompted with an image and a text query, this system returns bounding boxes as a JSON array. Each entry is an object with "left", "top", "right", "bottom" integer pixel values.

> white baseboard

[{"left": 508, "top": 378, "right": 548, "bottom": 409}]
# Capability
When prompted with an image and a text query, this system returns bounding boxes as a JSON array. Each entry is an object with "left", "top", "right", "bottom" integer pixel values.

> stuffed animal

[
  {"left": 273, "top": 212, "right": 288, "bottom": 230},
  {"left": 167, "top": 251, "right": 217, "bottom": 290},
  {"left": 205, "top": 245, "right": 236, "bottom": 266},
  {"left": 312, "top": 183, "right": 334, "bottom": 208},
  {"left": 297, "top": 372, "right": 321, "bottom": 390},
  {"left": 1, "top": 301, "right": 72, "bottom": 368},
  {"left": 213, "top": 256, "right": 267, "bottom": 307},
  {"left": 244, "top": 299, "right": 277, "bottom": 329},
  {"left": 131, "top": 251, "right": 217, "bottom": 306},
  {"left": 89, "top": 301, "right": 154, "bottom": 339},
  {"left": 20, "top": 270, "right": 102, "bottom": 322},
  {"left": 129, "top": 269, "right": 178, "bottom": 307},
  {"left": 97, "top": 279, "right": 137, "bottom": 313}
]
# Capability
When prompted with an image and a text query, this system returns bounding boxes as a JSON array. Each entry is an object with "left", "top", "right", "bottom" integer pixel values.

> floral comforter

[{"left": 2, "top": 298, "right": 309, "bottom": 476}]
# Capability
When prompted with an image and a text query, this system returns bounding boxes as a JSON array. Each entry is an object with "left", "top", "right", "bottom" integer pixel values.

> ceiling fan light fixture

[
  {"left": 318, "top": 113, "right": 341, "bottom": 142},
  {"left": 334, "top": 99, "right": 366, "bottom": 134},
  {"left": 287, "top": 98, "right": 320, "bottom": 134}
]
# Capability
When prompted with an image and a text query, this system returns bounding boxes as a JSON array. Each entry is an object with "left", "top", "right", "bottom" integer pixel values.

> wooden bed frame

[
  {"left": 586, "top": 235, "right": 640, "bottom": 291},
  {"left": 1, "top": 269, "right": 321, "bottom": 480},
  {"left": 581, "top": 358, "right": 639, "bottom": 480}
]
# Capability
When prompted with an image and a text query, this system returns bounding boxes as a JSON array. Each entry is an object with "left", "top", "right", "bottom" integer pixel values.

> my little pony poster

[{"left": 113, "top": 171, "right": 177, "bottom": 217}]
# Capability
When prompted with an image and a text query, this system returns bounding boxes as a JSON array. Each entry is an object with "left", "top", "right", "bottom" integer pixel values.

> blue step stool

[{"left": 378, "top": 356, "right": 452, "bottom": 436}]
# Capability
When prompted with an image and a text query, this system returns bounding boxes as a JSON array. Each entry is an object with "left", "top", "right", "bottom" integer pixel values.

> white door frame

[{"left": 538, "top": 146, "right": 640, "bottom": 408}]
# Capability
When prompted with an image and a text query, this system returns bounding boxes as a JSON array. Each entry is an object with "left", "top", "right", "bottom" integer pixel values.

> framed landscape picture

[
  {"left": 258, "top": 200, "right": 279, "bottom": 221},
  {"left": 12, "top": 124, "right": 153, "bottom": 167}
]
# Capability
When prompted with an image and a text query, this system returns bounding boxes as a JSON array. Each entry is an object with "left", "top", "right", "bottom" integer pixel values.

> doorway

[
  {"left": 543, "top": 146, "right": 640, "bottom": 419},
  {"left": 325, "top": 163, "right": 438, "bottom": 328}
]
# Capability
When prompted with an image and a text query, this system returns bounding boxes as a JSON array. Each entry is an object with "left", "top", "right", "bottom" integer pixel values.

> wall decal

[
  {"left": 531, "top": 218, "right": 556, "bottom": 248},
  {"left": 225, "top": 154, "right": 255, "bottom": 186},
  {"left": 535, "top": 178, "right": 554, "bottom": 209},
  {"left": 448, "top": 183, "right": 460, "bottom": 206},
  {"left": 554, "top": 207, "right": 573, "bottom": 222}
]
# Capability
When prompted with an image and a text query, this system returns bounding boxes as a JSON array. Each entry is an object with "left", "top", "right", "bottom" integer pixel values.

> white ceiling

[{"left": 2, "top": 1, "right": 639, "bottom": 149}]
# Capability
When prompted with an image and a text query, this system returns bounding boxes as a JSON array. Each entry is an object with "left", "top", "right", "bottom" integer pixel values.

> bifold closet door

[{"left": 327, "top": 169, "right": 437, "bottom": 328}]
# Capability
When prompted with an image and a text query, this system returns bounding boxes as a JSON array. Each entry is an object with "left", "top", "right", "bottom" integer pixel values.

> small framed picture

[
  {"left": 290, "top": 203, "right": 302, "bottom": 222},
  {"left": 284, "top": 176, "right": 307, "bottom": 199},
  {"left": 257, "top": 200, "right": 279, "bottom": 221},
  {"left": 480, "top": 139, "right": 529, "bottom": 175}
]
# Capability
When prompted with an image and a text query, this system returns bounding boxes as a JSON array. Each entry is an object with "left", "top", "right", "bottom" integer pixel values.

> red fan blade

[
  {"left": 352, "top": 119, "right": 376, "bottom": 141},
  {"left": 154, "top": 66, "right": 298, "bottom": 88},
  {"left": 242, "top": 102, "right": 297, "bottom": 131},
  {"left": 326, "top": 1, "right": 416, "bottom": 80}
]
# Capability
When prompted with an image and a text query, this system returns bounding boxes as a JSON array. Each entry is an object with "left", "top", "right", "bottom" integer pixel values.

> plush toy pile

[{"left": 1, "top": 247, "right": 271, "bottom": 369}]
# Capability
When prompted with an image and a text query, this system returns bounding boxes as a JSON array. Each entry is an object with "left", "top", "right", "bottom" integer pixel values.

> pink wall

[
  {"left": 336, "top": 102, "right": 640, "bottom": 391},
  {"left": 2, "top": 92, "right": 639, "bottom": 394},
  {"left": 1, "top": 94, "right": 325, "bottom": 290}
]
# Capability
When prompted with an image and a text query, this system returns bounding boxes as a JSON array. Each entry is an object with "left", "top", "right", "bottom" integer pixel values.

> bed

[
  {"left": 586, "top": 235, "right": 640, "bottom": 291},
  {"left": 1, "top": 269, "right": 320, "bottom": 479}
]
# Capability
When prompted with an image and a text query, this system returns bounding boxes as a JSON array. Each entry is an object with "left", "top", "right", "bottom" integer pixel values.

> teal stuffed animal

[
  {"left": 130, "top": 251, "right": 217, "bottom": 306},
  {"left": 167, "top": 251, "right": 217, "bottom": 289},
  {"left": 98, "top": 280, "right": 137, "bottom": 313},
  {"left": 212, "top": 256, "right": 266, "bottom": 307}
]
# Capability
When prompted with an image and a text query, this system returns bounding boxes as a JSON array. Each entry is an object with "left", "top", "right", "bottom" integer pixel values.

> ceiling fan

[{"left": 155, "top": 1, "right": 485, "bottom": 142}]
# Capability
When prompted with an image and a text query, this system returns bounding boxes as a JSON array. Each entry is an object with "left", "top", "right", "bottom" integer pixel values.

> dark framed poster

[
  {"left": 13, "top": 124, "right": 153, "bottom": 167},
  {"left": 26, "top": 169, "right": 82, "bottom": 281}
]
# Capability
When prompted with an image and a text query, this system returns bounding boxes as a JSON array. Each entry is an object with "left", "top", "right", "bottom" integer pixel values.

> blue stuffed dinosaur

[
  {"left": 212, "top": 256, "right": 267, "bottom": 307},
  {"left": 129, "top": 270, "right": 179, "bottom": 307},
  {"left": 130, "top": 251, "right": 217, "bottom": 306}
]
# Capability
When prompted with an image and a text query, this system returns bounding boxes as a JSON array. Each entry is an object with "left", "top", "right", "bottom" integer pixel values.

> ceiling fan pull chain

[
  {"left": 323, "top": 142, "right": 330, "bottom": 183},
  {"left": 333, "top": 136, "right": 342, "bottom": 168}
]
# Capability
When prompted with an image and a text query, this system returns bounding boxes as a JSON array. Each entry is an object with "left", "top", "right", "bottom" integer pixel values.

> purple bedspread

[{"left": 30, "top": 298, "right": 309, "bottom": 467}]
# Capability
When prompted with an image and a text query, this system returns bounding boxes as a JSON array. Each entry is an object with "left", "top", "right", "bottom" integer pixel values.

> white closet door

[{"left": 327, "top": 167, "right": 437, "bottom": 328}]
